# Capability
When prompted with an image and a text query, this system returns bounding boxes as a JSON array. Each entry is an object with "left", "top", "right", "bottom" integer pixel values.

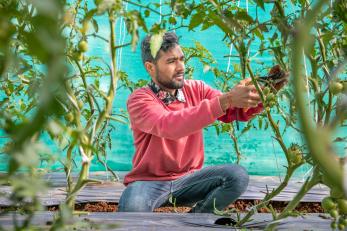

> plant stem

[
  {"left": 228, "top": 125, "right": 242, "bottom": 164},
  {"left": 123, "top": 0, "right": 161, "bottom": 15},
  {"left": 292, "top": 0, "right": 343, "bottom": 191},
  {"left": 265, "top": 167, "right": 321, "bottom": 230},
  {"left": 64, "top": 145, "right": 74, "bottom": 193},
  {"left": 236, "top": 168, "right": 296, "bottom": 226},
  {"left": 246, "top": 62, "right": 290, "bottom": 161},
  {"left": 74, "top": 59, "right": 95, "bottom": 124},
  {"left": 65, "top": 8, "right": 119, "bottom": 211},
  {"left": 94, "top": 10, "right": 117, "bottom": 132},
  {"left": 324, "top": 92, "right": 332, "bottom": 125}
]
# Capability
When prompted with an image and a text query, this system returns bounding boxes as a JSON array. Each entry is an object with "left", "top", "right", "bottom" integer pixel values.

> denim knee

[
  {"left": 221, "top": 164, "right": 249, "bottom": 193},
  {"left": 118, "top": 193, "right": 154, "bottom": 212},
  {"left": 118, "top": 181, "right": 170, "bottom": 212}
]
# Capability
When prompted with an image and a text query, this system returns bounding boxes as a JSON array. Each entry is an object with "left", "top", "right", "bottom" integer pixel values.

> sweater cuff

[{"left": 211, "top": 96, "right": 225, "bottom": 119}]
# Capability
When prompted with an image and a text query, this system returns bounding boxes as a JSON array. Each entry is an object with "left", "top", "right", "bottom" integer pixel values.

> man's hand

[{"left": 219, "top": 78, "right": 261, "bottom": 112}]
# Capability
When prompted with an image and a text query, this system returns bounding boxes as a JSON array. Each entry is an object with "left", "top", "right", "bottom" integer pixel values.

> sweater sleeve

[
  {"left": 127, "top": 89, "right": 225, "bottom": 140},
  {"left": 200, "top": 80, "right": 263, "bottom": 123}
]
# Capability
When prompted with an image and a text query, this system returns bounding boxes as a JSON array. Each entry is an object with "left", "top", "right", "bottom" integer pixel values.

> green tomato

[
  {"left": 80, "top": 21, "right": 90, "bottom": 35},
  {"left": 94, "top": 0, "right": 103, "bottom": 6},
  {"left": 331, "top": 221, "right": 338, "bottom": 230},
  {"left": 287, "top": 144, "right": 303, "bottom": 165},
  {"left": 80, "top": 134, "right": 89, "bottom": 145},
  {"left": 339, "top": 217, "right": 347, "bottom": 226},
  {"left": 330, "top": 209, "right": 339, "bottom": 218},
  {"left": 263, "top": 87, "right": 270, "bottom": 95},
  {"left": 338, "top": 223, "right": 345, "bottom": 231},
  {"left": 5, "top": 88, "right": 11, "bottom": 96},
  {"left": 269, "top": 100, "right": 276, "bottom": 107},
  {"left": 266, "top": 93, "right": 275, "bottom": 101},
  {"left": 78, "top": 40, "right": 88, "bottom": 53},
  {"left": 144, "top": 9, "right": 150, "bottom": 17},
  {"left": 322, "top": 196, "right": 337, "bottom": 212},
  {"left": 287, "top": 150, "right": 295, "bottom": 162},
  {"left": 169, "top": 16, "right": 177, "bottom": 25},
  {"left": 329, "top": 81, "right": 343, "bottom": 95},
  {"left": 73, "top": 51, "right": 83, "bottom": 61},
  {"left": 77, "top": 100, "right": 84, "bottom": 109},
  {"left": 65, "top": 112, "right": 74, "bottom": 123},
  {"left": 293, "top": 152, "right": 303, "bottom": 165},
  {"left": 337, "top": 199, "right": 347, "bottom": 215}
]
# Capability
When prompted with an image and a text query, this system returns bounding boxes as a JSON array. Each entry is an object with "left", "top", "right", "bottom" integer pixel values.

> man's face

[{"left": 146, "top": 44, "right": 185, "bottom": 94}]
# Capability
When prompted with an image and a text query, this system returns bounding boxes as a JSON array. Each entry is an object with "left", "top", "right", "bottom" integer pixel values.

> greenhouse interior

[{"left": 0, "top": 0, "right": 346, "bottom": 230}]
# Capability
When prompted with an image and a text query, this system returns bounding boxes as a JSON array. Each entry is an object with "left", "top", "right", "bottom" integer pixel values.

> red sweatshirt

[{"left": 124, "top": 80, "right": 263, "bottom": 185}]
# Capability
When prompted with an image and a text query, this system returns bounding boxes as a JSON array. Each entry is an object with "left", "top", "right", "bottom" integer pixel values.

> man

[{"left": 118, "top": 32, "right": 267, "bottom": 213}]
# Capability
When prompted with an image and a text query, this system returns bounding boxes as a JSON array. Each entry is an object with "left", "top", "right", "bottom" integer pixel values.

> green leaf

[
  {"left": 240, "top": 122, "right": 252, "bottom": 136},
  {"left": 201, "top": 21, "right": 213, "bottom": 31},
  {"left": 150, "top": 31, "right": 164, "bottom": 59},
  {"left": 233, "top": 63, "right": 241, "bottom": 73},
  {"left": 85, "top": 9, "right": 97, "bottom": 20},
  {"left": 92, "top": 18, "right": 99, "bottom": 33},
  {"left": 189, "top": 13, "right": 203, "bottom": 30},
  {"left": 255, "top": 0, "right": 265, "bottom": 10},
  {"left": 258, "top": 23, "right": 269, "bottom": 32},
  {"left": 235, "top": 11, "right": 254, "bottom": 23},
  {"left": 214, "top": 124, "right": 220, "bottom": 135},
  {"left": 270, "top": 32, "right": 278, "bottom": 43},
  {"left": 258, "top": 117, "right": 263, "bottom": 129},
  {"left": 254, "top": 27, "right": 264, "bottom": 40},
  {"left": 221, "top": 123, "right": 231, "bottom": 133},
  {"left": 208, "top": 10, "right": 236, "bottom": 35}
]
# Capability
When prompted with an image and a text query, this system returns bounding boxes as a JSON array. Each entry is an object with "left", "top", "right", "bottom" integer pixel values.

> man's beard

[{"left": 155, "top": 69, "right": 185, "bottom": 90}]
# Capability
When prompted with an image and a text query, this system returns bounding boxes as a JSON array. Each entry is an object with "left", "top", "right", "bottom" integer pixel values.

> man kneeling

[{"left": 119, "top": 32, "right": 267, "bottom": 213}]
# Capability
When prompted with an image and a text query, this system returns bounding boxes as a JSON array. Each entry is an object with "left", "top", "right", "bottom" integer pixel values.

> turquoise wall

[{"left": 0, "top": 1, "right": 345, "bottom": 178}]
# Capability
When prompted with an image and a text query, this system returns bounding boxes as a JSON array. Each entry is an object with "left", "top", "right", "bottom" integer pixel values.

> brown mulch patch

[
  {"left": 154, "top": 206, "right": 192, "bottom": 213},
  {"left": 227, "top": 200, "right": 323, "bottom": 213},
  {"left": 47, "top": 201, "right": 118, "bottom": 212},
  {"left": 44, "top": 199, "right": 323, "bottom": 213}
]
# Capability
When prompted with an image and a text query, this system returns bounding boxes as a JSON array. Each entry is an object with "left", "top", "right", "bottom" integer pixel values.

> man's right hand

[{"left": 219, "top": 79, "right": 261, "bottom": 112}]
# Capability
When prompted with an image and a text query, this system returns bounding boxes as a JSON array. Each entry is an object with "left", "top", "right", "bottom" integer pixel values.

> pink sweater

[{"left": 124, "top": 80, "right": 263, "bottom": 185}]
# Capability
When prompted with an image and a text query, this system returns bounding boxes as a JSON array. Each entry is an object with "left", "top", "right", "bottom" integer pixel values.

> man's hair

[{"left": 141, "top": 32, "right": 179, "bottom": 64}]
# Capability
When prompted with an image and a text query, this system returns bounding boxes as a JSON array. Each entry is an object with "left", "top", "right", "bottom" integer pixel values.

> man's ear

[{"left": 144, "top": 61, "right": 155, "bottom": 75}]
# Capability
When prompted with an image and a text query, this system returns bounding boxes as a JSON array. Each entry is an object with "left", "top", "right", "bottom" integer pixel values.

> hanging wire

[
  {"left": 104, "top": 2, "right": 128, "bottom": 180},
  {"left": 115, "top": 17, "right": 122, "bottom": 70},
  {"left": 226, "top": 0, "right": 240, "bottom": 73},
  {"left": 272, "top": 137, "right": 282, "bottom": 182},
  {"left": 301, "top": 39, "right": 315, "bottom": 182},
  {"left": 159, "top": 0, "right": 162, "bottom": 22},
  {"left": 117, "top": 14, "right": 123, "bottom": 70},
  {"left": 226, "top": 44, "right": 234, "bottom": 73},
  {"left": 303, "top": 50, "right": 311, "bottom": 113},
  {"left": 246, "top": 0, "right": 250, "bottom": 58},
  {"left": 118, "top": 2, "right": 128, "bottom": 71}
]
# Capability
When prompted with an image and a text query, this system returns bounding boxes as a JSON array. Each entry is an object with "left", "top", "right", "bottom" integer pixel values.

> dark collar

[{"left": 148, "top": 80, "right": 186, "bottom": 105}]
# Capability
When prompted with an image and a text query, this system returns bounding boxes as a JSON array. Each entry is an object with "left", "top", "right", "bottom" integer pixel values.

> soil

[{"left": 44, "top": 200, "right": 323, "bottom": 213}]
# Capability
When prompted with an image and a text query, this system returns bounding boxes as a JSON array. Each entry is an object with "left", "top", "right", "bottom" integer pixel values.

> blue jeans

[{"left": 118, "top": 164, "right": 249, "bottom": 213}]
